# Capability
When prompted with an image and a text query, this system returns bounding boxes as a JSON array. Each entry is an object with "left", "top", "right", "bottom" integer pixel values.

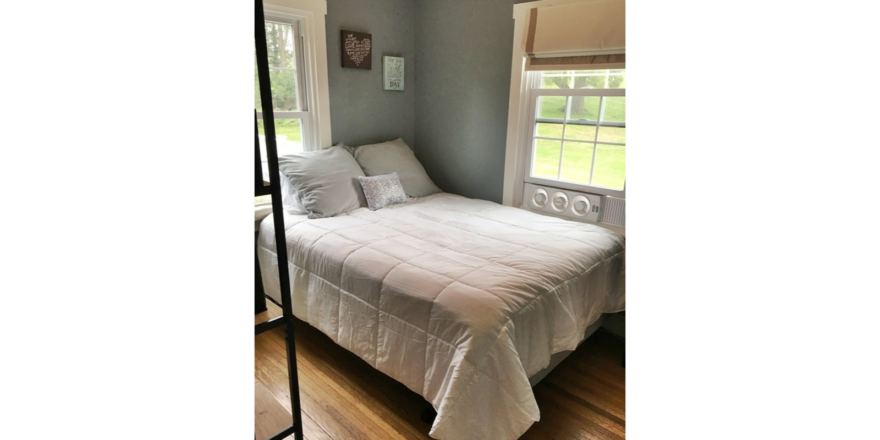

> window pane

[
  {"left": 536, "top": 122, "right": 563, "bottom": 138},
  {"left": 538, "top": 70, "right": 625, "bottom": 89},
  {"left": 254, "top": 119, "right": 303, "bottom": 206},
  {"left": 592, "top": 144, "right": 625, "bottom": 190},
  {"left": 532, "top": 139, "right": 561, "bottom": 179},
  {"left": 537, "top": 96, "right": 566, "bottom": 120},
  {"left": 257, "top": 118, "right": 304, "bottom": 160},
  {"left": 559, "top": 142, "right": 594, "bottom": 184},
  {"left": 568, "top": 96, "right": 601, "bottom": 121},
  {"left": 255, "top": 21, "right": 301, "bottom": 112},
  {"left": 597, "top": 126, "right": 625, "bottom": 144},
  {"left": 564, "top": 124, "right": 596, "bottom": 141},
  {"left": 541, "top": 73, "right": 571, "bottom": 89},
  {"left": 269, "top": 70, "right": 300, "bottom": 111},
  {"left": 600, "top": 97, "right": 625, "bottom": 123},
  {"left": 265, "top": 22, "right": 296, "bottom": 69}
]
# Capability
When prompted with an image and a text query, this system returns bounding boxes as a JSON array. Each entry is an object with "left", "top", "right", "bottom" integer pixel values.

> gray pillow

[
  {"left": 277, "top": 146, "right": 366, "bottom": 219},
  {"left": 357, "top": 173, "right": 407, "bottom": 211},
  {"left": 349, "top": 138, "right": 441, "bottom": 198}
]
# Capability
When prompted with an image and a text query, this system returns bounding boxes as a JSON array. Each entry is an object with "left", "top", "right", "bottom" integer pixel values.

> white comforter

[{"left": 257, "top": 193, "right": 625, "bottom": 440}]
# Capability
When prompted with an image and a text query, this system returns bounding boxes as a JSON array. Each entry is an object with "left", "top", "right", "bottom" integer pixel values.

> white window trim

[
  {"left": 502, "top": 0, "right": 615, "bottom": 206},
  {"left": 261, "top": 0, "right": 332, "bottom": 150}
]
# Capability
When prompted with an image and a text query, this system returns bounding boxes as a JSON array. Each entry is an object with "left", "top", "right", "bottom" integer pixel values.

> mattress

[{"left": 257, "top": 192, "right": 625, "bottom": 440}]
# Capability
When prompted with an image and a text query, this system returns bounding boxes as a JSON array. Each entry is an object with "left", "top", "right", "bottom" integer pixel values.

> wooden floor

[{"left": 256, "top": 301, "right": 625, "bottom": 440}]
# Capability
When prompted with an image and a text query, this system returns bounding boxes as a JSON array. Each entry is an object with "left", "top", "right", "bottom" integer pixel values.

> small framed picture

[
  {"left": 383, "top": 56, "right": 404, "bottom": 91},
  {"left": 341, "top": 30, "right": 372, "bottom": 69}
]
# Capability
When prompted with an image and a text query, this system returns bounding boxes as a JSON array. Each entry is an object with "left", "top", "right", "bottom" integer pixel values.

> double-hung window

[
  {"left": 254, "top": 0, "right": 331, "bottom": 206},
  {"left": 255, "top": 15, "right": 308, "bottom": 203},
  {"left": 256, "top": 17, "right": 311, "bottom": 157},
  {"left": 526, "top": 69, "right": 625, "bottom": 198},
  {"left": 502, "top": 0, "right": 625, "bottom": 209}
]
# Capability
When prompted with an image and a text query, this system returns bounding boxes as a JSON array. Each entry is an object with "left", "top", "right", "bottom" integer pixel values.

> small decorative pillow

[{"left": 357, "top": 173, "right": 407, "bottom": 211}]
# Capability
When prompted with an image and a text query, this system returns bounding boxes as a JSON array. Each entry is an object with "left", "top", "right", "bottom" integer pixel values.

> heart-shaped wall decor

[{"left": 341, "top": 30, "right": 372, "bottom": 69}]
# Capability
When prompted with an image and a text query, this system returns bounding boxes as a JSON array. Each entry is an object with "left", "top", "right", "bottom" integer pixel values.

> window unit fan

[{"left": 521, "top": 183, "right": 625, "bottom": 228}]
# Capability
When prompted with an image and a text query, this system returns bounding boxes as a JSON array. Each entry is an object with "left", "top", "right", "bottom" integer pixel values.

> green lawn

[
  {"left": 533, "top": 140, "right": 625, "bottom": 189},
  {"left": 532, "top": 96, "right": 625, "bottom": 190},
  {"left": 257, "top": 119, "right": 302, "bottom": 143}
]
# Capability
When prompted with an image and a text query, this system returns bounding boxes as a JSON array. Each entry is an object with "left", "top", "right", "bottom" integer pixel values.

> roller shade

[{"left": 523, "top": 0, "right": 625, "bottom": 71}]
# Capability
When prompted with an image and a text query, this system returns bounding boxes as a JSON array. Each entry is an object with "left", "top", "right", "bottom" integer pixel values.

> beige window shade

[{"left": 523, "top": 0, "right": 625, "bottom": 71}]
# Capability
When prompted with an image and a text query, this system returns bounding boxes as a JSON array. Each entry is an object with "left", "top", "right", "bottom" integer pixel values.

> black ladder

[{"left": 254, "top": 0, "right": 304, "bottom": 438}]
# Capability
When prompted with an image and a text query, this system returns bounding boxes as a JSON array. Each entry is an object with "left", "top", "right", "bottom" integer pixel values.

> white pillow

[
  {"left": 349, "top": 138, "right": 441, "bottom": 198},
  {"left": 277, "top": 146, "right": 367, "bottom": 219},
  {"left": 278, "top": 171, "right": 306, "bottom": 214},
  {"left": 275, "top": 143, "right": 346, "bottom": 215}
]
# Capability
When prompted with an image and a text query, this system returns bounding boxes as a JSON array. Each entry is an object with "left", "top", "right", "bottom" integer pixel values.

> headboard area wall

[{"left": 325, "top": 0, "right": 417, "bottom": 148}]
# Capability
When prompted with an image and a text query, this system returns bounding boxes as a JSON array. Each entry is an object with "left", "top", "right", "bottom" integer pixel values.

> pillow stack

[
  {"left": 277, "top": 138, "right": 441, "bottom": 218},
  {"left": 348, "top": 138, "right": 441, "bottom": 198}
]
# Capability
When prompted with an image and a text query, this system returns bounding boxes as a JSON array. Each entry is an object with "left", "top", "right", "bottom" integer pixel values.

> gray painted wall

[
  {"left": 326, "top": 0, "right": 417, "bottom": 148},
  {"left": 413, "top": 0, "right": 524, "bottom": 203},
  {"left": 324, "top": 0, "right": 525, "bottom": 203}
]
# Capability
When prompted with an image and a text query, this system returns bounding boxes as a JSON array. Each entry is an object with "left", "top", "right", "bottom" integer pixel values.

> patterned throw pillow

[{"left": 357, "top": 173, "right": 407, "bottom": 211}]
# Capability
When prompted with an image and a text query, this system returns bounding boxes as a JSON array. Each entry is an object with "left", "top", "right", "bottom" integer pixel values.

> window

[
  {"left": 502, "top": 0, "right": 625, "bottom": 207},
  {"left": 254, "top": 0, "right": 331, "bottom": 205},
  {"left": 256, "top": 19, "right": 304, "bottom": 207},
  {"left": 256, "top": 18, "right": 310, "bottom": 158},
  {"left": 526, "top": 69, "right": 625, "bottom": 197}
]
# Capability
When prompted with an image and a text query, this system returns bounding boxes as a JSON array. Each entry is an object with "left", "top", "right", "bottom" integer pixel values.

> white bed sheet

[{"left": 257, "top": 193, "right": 625, "bottom": 440}]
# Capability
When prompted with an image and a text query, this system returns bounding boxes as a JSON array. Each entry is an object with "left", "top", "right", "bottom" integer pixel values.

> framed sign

[
  {"left": 341, "top": 30, "right": 372, "bottom": 69},
  {"left": 383, "top": 56, "right": 404, "bottom": 91}
]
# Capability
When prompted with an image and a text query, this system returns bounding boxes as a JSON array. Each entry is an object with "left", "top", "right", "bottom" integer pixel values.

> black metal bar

[
  {"left": 255, "top": 231, "right": 268, "bottom": 315},
  {"left": 255, "top": 0, "right": 304, "bottom": 439},
  {"left": 255, "top": 316, "right": 287, "bottom": 335},
  {"left": 267, "top": 424, "right": 298, "bottom": 440},
  {"left": 255, "top": 109, "right": 264, "bottom": 193},
  {"left": 280, "top": 322, "right": 304, "bottom": 440},
  {"left": 255, "top": 184, "right": 272, "bottom": 197}
]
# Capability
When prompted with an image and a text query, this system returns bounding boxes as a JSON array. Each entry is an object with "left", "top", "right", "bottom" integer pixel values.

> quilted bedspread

[{"left": 257, "top": 193, "right": 625, "bottom": 440}]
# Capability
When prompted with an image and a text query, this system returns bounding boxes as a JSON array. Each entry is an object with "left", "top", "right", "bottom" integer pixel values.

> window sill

[{"left": 254, "top": 205, "right": 272, "bottom": 223}]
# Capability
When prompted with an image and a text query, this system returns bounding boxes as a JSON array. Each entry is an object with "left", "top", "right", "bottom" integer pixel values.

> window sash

[
  {"left": 524, "top": 82, "right": 625, "bottom": 198},
  {"left": 257, "top": 16, "right": 316, "bottom": 151}
]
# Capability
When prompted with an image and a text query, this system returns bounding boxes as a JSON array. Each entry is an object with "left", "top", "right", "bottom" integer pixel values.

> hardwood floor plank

[
  {"left": 259, "top": 317, "right": 426, "bottom": 439},
  {"left": 256, "top": 334, "right": 365, "bottom": 440},
  {"left": 256, "top": 380, "right": 294, "bottom": 440},
  {"left": 537, "top": 383, "right": 625, "bottom": 439},
  {"left": 259, "top": 329, "right": 401, "bottom": 440},
  {"left": 548, "top": 365, "right": 625, "bottom": 406},
  {"left": 284, "top": 325, "right": 432, "bottom": 440}
]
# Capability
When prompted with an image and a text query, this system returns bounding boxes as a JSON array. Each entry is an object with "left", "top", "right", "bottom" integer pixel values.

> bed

[{"left": 257, "top": 191, "right": 625, "bottom": 440}]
